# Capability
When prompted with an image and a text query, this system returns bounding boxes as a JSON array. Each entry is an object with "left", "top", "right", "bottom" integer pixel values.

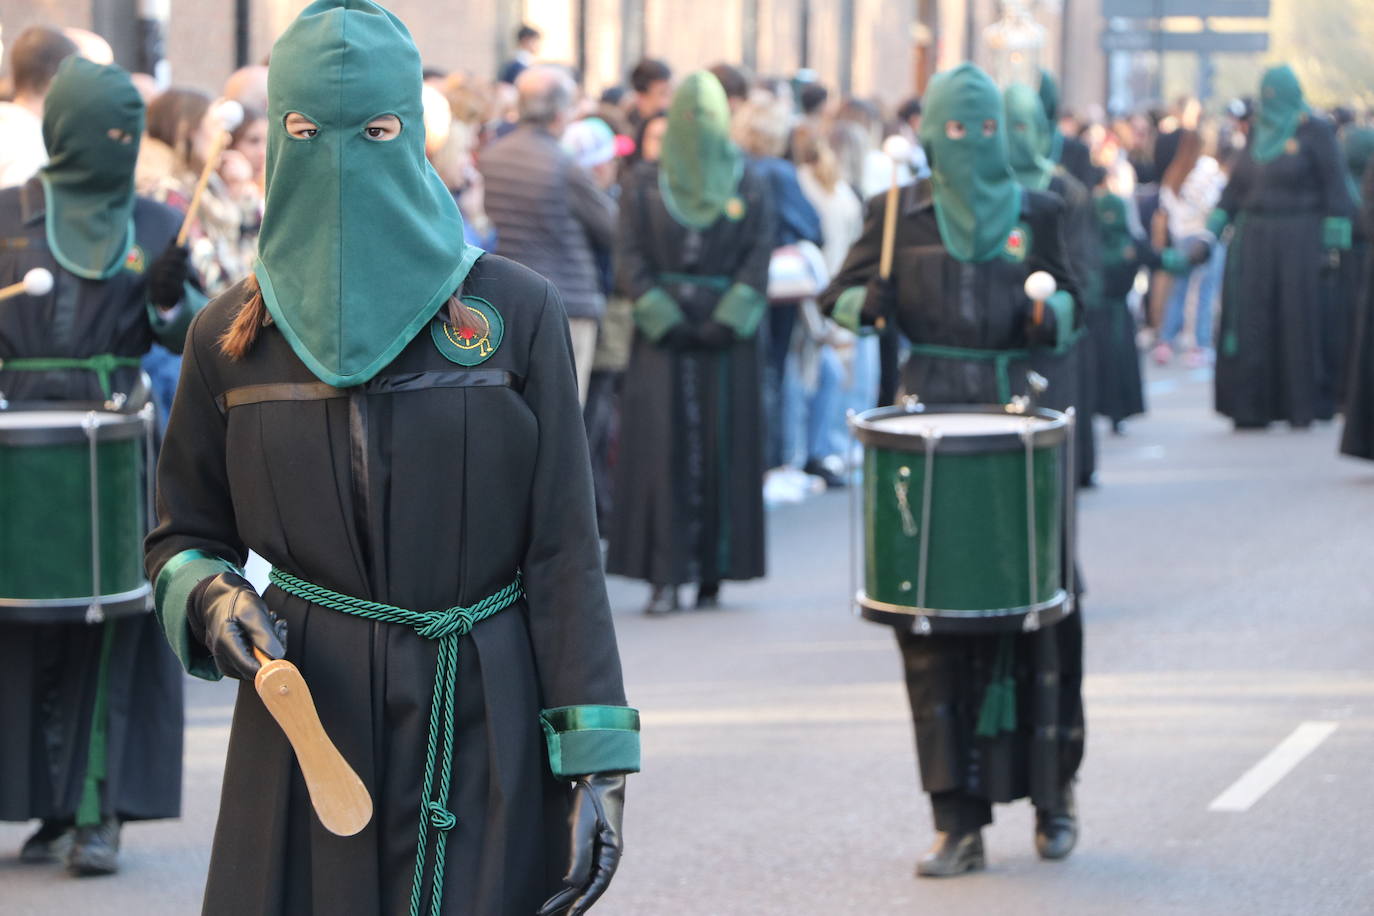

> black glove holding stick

[
  {"left": 538, "top": 774, "right": 626, "bottom": 916},
  {"left": 146, "top": 244, "right": 191, "bottom": 311},
  {"left": 188, "top": 572, "right": 288, "bottom": 680}
]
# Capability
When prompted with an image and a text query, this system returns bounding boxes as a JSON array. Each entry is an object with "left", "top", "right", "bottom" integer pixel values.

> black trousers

[{"left": 931, "top": 791, "right": 994, "bottom": 833}]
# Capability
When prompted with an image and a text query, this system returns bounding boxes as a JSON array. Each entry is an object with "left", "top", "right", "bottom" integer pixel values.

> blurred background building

[{"left": 2, "top": 0, "right": 1369, "bottom": 117}]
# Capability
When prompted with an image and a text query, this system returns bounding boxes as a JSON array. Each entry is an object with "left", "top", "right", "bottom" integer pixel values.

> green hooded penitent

[
  {"left": 39, "top": 57, "right": 143, "bottom": 280},
  {"left": 1004, "top": 83, "right": 1055, "bottom": 190},
  {"left": 1037, "top": 68, "right": 1065, "bottom": 164},
  {"left": 919, "top": 64, "right": 1023, "bottom": 263},
  {"left": 1250, "top": 65, "right": 1307, "bottom": 164},
  {"left": 256, "top": 0, "right": 477, "bottom": 388},
  {"left": 658, "top": 71, "right": 743, "bottom": 229}
]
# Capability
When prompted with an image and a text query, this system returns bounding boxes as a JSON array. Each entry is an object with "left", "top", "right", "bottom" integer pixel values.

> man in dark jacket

[{"left": 481, "top": 65, "right": 617, "bottom": 403}]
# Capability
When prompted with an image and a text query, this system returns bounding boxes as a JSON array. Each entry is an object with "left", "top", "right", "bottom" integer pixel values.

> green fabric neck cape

[
  {"left": 1037, "top": 68, "right": 1065, "bottom": 164},
  {"left": 919, "top": 64, "right": 1023, "bottom": 263},
  {"left": 1251, "top": 65, "right": 1307, "bottom": 164},
  {"left": 39, "top": 57, "right": 143, "bottom": 280},
  {"left": 658, "top": 71, "right": 743, "bottom": 229},
  {"left": 1004, "top": 83, "right": 1055, "bottom": 191},
  {"left": 257, "top": 0, "right": 476, "bottom": 387}
]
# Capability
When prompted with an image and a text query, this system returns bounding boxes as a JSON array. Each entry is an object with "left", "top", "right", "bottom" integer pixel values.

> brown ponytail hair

[
  {"left": 219, "top": 274, "right": 270, "bottom": 359},
  {"left": 218, "top": 274, "right": 484, "bottom": 361}
]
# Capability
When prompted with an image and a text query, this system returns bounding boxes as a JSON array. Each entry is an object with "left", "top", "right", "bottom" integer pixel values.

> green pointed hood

[
  {"left": 1251, "top": 65, "right": 1307, "bottom": 164},
  {"left": 658, "top": 71, "right": 743, "bottom": 229},
  {"left": 39, "top": 57, "right": 143, "bottom": 280},
  {"left": 1004, "top": 83, "right": 1055, "bottom": 190},
  {"left": 919, "top": 64, "right": 1023, "bottom": 263},
  {"left": 256, "top": 0, "right": 476, "bottom": 387},
  {"left": 1037, "top": 68, "right": 1065, "bottom": 163}
]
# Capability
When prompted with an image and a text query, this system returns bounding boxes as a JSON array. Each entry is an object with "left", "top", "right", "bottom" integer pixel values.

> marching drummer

[
  {"left": 0, "top": 58, "right": 201, "bottom": 874},
  {"left": 819, "top": 63, "right": 1086, "bottom": 877},
  {"left": 144, "top": 2, "right": 638, "bottom": 913}
]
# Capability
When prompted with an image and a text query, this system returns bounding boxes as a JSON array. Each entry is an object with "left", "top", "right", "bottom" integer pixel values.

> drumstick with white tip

[
  {"left": 1024, "top": 271, "right": 1057, "bottom": 327},
  {"left": 176, "top": 99, "right": 245, "bottom": 247},
  {"left": 876, "top": 135, "right": 913, "bottom": 331},
  {"left": 251, "top": 646, "right": 374, "bottom": 837},
  {"left": 0, "top": 268, "right": 54, "bottom": 302}
]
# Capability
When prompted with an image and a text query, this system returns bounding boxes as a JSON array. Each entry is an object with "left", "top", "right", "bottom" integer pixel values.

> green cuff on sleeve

[
  {"left": 540, "top": 705, "right": 642, "bottom": 779},
  {"left": 1047, "top": 290, "right": 1075, "bottom": 354},
  {"left": 832, "top": 286, "right": 866, "bottom": 334},
  {"left": 1323, "top": 216, "right": 1353, "bottom": 251},
  {"left": 711, "top": 283, "right": 768, "bottom": 339},
  {"left": 153, "top": 549, "right": 239, "bottom": 681},
  {"left": 146, "top": 282, "right": 207, "bottom": 353},
  {"left": 633, "top": 287, "right": 686, "bottom": 342},
  {"left": 1205, "top": 207, "right": 1230, "bottom": 237}
]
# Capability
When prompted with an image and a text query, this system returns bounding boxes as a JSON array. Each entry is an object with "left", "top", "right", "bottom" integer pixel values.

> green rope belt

[
  {"left": 910, "top": 328, "right": 1089, "bottom": 404},
  {"left": 267, "top": 567, "right": 525, "bottom": 916},
  {"left": 908, "top": 343, "right": 1030, "bottom": 404},
  {"left": 0, "top": 354, "right": 141, "bottom": 399},
  {"left": 659, "top": 271, "right": 732, "bottom": 291}
]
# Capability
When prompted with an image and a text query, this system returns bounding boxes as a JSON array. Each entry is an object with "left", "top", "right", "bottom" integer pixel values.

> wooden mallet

[
  {"left": 876, "top": 135, "right": 913, "bottom": 331},
  {"left": 0, "top": 268, "right": 54, "bottom": 302},
  {"left": 1024, "top": 270, "right": 1057, "bottom": 327},
  {"left": 176, "top": 99, "right": 245, "bottom": 247},
  {"left": 252, "top": 647, "right": 374, "bottom": 837}
]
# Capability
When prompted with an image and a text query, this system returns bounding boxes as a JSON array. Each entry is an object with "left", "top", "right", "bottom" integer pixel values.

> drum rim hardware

[{"left": 850, "top": 402, "right": 1069, "bottom": 455}]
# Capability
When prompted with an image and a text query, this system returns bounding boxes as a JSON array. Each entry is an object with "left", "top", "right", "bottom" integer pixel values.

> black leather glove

[
  {"left": 695, "top": 320, "right": 735, "bottom": 350},
  {"left": 1023, "top": 301, "right": 1059, "bottom": 349},
  {"left": 187, "top": 572, "right": 288, "bottom": 681},
  {"left": 862, "top": 275, "right": 897, "bottom": 326},
  {"left": 538, "top": 774, "right": 626, "bottom": 916},
  {"left": 146, "top": 244, "right": 191, "bottom": 310},
  {"left": 658, "top": 324, "right": 698, "bottom": 351}
]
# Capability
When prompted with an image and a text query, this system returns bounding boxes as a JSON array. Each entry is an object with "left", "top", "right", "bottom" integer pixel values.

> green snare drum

[
  {"left": 0, "top": 406, "right": 156, "bottom": 623},
  {"left": 850, "top": 403, "right": 1075, "bottom": 635}
]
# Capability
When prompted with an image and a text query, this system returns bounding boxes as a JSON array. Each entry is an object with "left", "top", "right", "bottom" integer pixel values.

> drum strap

[
  {"left": 0, "top": 354, "right": 141, "bottom": 399},
  {"left": 266, "top": 566, "right": 524, "bottom": 916}
]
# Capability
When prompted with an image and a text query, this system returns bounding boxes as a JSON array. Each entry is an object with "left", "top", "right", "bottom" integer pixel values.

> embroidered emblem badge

[
  {"left": 431, "top": 296, "right": 504, "bottom": 366},
  {"left": 1003, "top": 226, "right": 1028, "bottom": 262},
  {"left": 1284, "top": 137, "right": 1299, "bottom": 155},
  {"left": 724, "top": 197, "right": 747, "bottom": 221},
  {"left": 124, "top": 244, "right": 145, "bottom": 274}
]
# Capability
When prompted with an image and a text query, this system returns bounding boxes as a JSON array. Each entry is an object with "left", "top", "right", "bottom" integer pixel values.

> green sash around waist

[
  {"left": 658, "top": 272, "right": 732, "bottom": 291},
  {"left": 267, "top": 567, "right": 524, "bottom": 916},
  {"left": 0, "top": 353, "right": 141, "bottom": 398},
  {"left": 907, "top": 343, "right": 1030, "bottom": 404}
]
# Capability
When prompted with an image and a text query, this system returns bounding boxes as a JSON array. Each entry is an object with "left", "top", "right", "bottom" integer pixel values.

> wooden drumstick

[
  {"left": 0, "top": 268, "right": 54, "bottom": 302},
  {"left": 252, "top": 647, "right": 374, "bottom": 837},
  {"left": 176, "top": 100, "right": 245, "bottom": 247},
  {"left": 876, "top": 136, "right": 912, "bottom": 332}
]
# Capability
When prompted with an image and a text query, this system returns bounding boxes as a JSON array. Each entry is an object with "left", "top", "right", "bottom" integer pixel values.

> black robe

[
  {"left": 0, "top": 178, "right": 186, "bottom": 826},
  {"left": 605, "top": 162, "right": 774, "bottom": 587},
  {"left": 1092, "top": 191, "right": 1148, "bottom": 424},
  {"left": 1341, "top": 158, "right": 1374, "bottom": 460},
  {"left": 1214, "top": 117, "right": 1356, "bottom": 427},
  {"left": 819, "top": 181, "right": 1086, "bottom": 823},
  {"left": 1049, "top": 170, "right": 1100, "bottom": 485},
  {"left": 145, "top": 256, "right": 630, "bottom": 915}
]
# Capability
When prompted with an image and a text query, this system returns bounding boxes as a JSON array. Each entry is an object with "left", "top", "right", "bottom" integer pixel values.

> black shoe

[
  {"left": 644, "top": 585, "right": 680, "bottom": 615},
  {"left": 802, "top": 458, "right": 846, "bottom": 490},
  {"left": 1035, "top": 784, "right": 1078, "bottom": 861},
  {"left": 695, "top": 582, "right": 720, "bottom": 609},
  {"left": 19, "top": 819, "right": 73, "bottom": 864},
  {"left": 66, "top": 817, "right": 120, "bottom": 876},
  {"left": 915, "top": 830, "right": 985, "bottom": 877}
]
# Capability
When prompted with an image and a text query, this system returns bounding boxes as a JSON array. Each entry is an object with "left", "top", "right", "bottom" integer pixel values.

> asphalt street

[{"left": 3, "top": 362, "right": 1372, "bottom": 915}]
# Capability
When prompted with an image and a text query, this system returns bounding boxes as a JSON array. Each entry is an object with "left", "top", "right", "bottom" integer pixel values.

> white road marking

[{"left": 1208, "top": 721, "right": 1340, "bottom": 812}]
